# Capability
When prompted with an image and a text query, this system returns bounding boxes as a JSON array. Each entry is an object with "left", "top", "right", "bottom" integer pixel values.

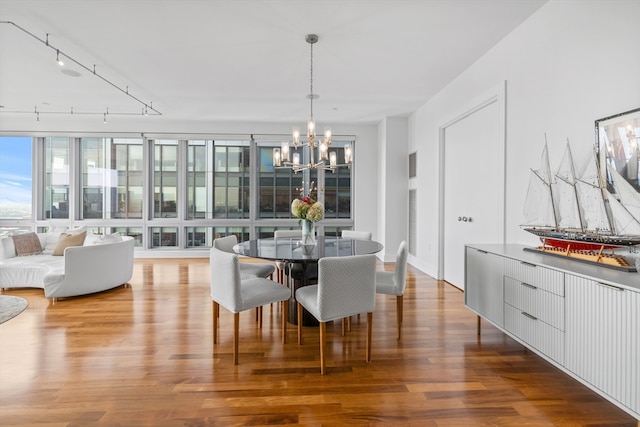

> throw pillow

[
  {"left": 41, "top": 225, "right": 85, "bottom": 254},
  {"left": 83, "top": 232, "right": 103, "bottom": 246},
  {"left": 83, "top": 232, "right": 123, "bottom": 246},
  {"left": 11, "top": 232, "right": 43, "bottom": 256},
  {"left": 100, "top": 232, "right": 123, "bottom": 244},
  {"left": 42, "top": 225, "right": 68, "bottom": 254},
  {"left": 66, "top": 225, "right": 87, "bottom": 235},
  {"left": 52, "top": 231, "right": 87, "bottom": 256}
]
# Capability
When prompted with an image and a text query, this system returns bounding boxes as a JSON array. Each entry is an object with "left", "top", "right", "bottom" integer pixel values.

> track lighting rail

[{"left": 0, "top": 21, "right": 162, "bottom": 117}]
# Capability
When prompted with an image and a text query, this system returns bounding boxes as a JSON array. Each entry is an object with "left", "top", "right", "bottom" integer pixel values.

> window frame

[{"left": 0, "top": 134, "right": 356, "bottom": 251}]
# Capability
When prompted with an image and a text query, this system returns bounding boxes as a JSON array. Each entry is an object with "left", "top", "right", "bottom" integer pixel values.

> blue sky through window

[{"left": 0, "top": 136, "right": 32, "bottom": 218}]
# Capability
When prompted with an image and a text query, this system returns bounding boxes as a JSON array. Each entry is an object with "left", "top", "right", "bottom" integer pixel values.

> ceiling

[{"left": 0, "top": 0, "right": 547, "bottom": 128}]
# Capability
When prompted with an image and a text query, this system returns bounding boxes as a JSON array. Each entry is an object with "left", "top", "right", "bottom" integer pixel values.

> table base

[{"left": 285, "top": 261, "right": 318, "bottom": 327}]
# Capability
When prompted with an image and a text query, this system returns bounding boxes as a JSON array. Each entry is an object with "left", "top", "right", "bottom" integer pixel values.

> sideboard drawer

[
  {"left": 504, "top": 303, "right": 565, "bottom": 364},
  {"left": 504, "top": 257, "right": 564, "bottom": 296},
  {"left": 504, "top": 276, "right": 565, "bottom": 330}
]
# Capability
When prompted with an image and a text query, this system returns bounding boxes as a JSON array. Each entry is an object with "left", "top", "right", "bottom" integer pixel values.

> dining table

[{"left": 234, "top": 236, "right": 384, "bottom": 325}]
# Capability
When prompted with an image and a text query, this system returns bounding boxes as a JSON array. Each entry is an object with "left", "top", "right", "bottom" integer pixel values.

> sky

[{"left": 0, "top": 136, "right": 32, "bottom": 209}]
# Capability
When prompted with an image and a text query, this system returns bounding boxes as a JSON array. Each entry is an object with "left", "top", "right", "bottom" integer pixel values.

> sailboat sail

[
  {"left": 608, "top": 166, "right": 640, "bottom": 224},
  {"left": 553, "top": 144, "right": 582, "bottom": 230},
  {"left": 523, "top": 144, "right": 556, "bottom": 227},
  {"left": 607, "top": 193, "right": 640, "bottom": 235},
  {"left": 575, "top": 151, "right": 612, "bottom": 233}
]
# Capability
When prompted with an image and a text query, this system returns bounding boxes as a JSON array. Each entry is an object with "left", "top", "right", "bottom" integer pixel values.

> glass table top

[{"left": 233, "top": 236, "right": 383, "bottom": 262}]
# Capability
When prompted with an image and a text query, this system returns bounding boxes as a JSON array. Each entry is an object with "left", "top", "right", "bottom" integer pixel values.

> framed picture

[{"left": 595, "top": 108, "right": 640, "bottom": 194}]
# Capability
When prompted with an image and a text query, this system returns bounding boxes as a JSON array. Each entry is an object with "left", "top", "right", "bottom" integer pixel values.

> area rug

[{"left": 0, "top": 295, "right": 28, "bottom": 324}]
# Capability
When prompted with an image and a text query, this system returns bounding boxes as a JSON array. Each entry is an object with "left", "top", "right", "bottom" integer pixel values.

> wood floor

[{"left": 0, "top": 258, "right": 637, "bottom": 426}]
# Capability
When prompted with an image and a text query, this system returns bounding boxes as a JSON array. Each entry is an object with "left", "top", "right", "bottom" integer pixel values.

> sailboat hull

[{"left": 525, "top": 227, "right": 640, "bottom": 250}]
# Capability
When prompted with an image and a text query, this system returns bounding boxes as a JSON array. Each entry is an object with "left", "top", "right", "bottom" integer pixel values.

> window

[
  {"left": 81, "top": 138, "right": 106, "bottom": 218},
  {"left": 0, "top": 133, "right": 355, "bottom": 251},
  {"left": 81, "top": 137, "right": 143, "bottom": 219},
  {"left": 323, "top": 141, "right": 352, "bottom": 219},
  {"left": 114, "top": 140, "right": 143, "bottom": 219},
  {"left": 258, "top": 144, "right": 304, "bottom": 218},
  {"left": 44, "top": 137, "right": 70, "bottom": 219},
  {"left": 213, "top": 142, "right": 250, "bottom": 219},
  {"left": 185, "top": 140, "right": 251, "bottom": 219},
  {"left": 112, "top": 227, "right": 144, "bottom": 247},
  {"left": 186, "top": 226, "right": 250, "bottom": 248},
  {"left": 187, "top": 140, "right": 211, "bottom": 219},
  {"left": 153, "top": 140, "right": 178, "bottom": 218},
  {"left": 0, "top": 136, "right": 32, "bottom": 231},
  {"left": 151, "top": 226, "right": 178, "bottom": 248}
]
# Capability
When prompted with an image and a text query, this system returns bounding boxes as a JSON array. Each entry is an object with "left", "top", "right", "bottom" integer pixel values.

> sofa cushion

[
  {"left": 0, "top": 254, "right": 64, "bottom": 289},
  {"left": 52, "top": 231, "right": 87, "bottom": 256},
  {"left": 1, "top": 236, "right": 17, "bottom": 260},
  {"left": 12, "top": 232, "right": 43, "bottom": 256}
]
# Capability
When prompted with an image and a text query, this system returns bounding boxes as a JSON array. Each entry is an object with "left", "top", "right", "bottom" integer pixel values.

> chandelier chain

[{"left": 309, "top": 40, "right": 314, "bottom": 118}]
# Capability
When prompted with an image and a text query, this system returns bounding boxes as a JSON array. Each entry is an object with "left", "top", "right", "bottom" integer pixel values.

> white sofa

[{"left": 0, "top": 233, "right": 134, "bottom": 300}]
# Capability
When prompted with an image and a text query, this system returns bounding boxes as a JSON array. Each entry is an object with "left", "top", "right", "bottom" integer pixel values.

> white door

[{"left": 441, "top": 88, "right": 505, "bottom": 289}]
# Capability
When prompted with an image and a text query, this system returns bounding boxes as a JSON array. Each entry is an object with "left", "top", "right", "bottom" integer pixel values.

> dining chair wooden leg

[
  {"left": 297, "top": 303, "right": 303, "bottom": 345},
  {"left": 282, "top": 300, "right": 288, "bottom": 344},
  {"left": 320, "top": 321, "right": 327, "bottom": 375},
  {"left": 258, "top": 306, "right": 263, "bottom": 328},
  {"left": 341, "top": 318, "right": 346, "bottom": 336},
  {"left": 212, "top": 301, "right": 219, "bottom": 345},
  {"left": 396, "top": 295, "right": 403, "bottom": 340},
  {"left": 233, "top": 312, "right": 240, "bottom": 365},
  {"left": 366, "top": 312, "right": 373, "bottom": 363}
]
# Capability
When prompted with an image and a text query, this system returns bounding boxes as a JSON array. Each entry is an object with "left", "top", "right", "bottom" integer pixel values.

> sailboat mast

[
  {"left": 566, "top": 140, "right": 585, "bottom": 232},
  {"left": 544, "top": 136, "right": 559, "bottom": 228}
]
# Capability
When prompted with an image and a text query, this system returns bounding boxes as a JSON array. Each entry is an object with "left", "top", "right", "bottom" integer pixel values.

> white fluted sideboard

[{"left": 464, "top": 243, "right": 639, "bottom": 421}]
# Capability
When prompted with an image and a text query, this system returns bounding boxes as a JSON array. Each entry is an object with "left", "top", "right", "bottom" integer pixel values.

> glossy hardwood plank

[{"left": 0, "top": 258, "right": 636, "bottom": 426}]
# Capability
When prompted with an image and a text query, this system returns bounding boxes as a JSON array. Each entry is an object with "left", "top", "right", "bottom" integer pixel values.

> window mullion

[
  {"left": 70, "top": 137, "right": 80, "bottom": 222},
  {"left": 249, "top": 138, "right": 258, "bottom": 237}
]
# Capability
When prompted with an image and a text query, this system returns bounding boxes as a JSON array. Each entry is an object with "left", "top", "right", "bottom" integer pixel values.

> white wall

[
  {"left": 406, "top": 0, "right": 640, "bottom": 278},
  {"left": 377, "top": 116, "right": 408, "bottom": 261}
]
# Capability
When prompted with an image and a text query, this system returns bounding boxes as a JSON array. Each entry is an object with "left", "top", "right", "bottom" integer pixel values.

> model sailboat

[{"left": 523, "top": 139, "right": 640, "bottom": 271}]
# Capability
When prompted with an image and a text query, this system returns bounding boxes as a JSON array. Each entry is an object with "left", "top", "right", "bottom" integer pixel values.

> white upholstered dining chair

[
  {"left": 341, "top": 230, "right": 372, "bottom": 240},
  {"left": 273, "top": 230, "right": 302, "bottom": 239},
  {"left": 340, "top": 229, "right": 372, "bottom": 331},
  {"left": 213, "top": 235, "right": 275, "bottom": 280},
  {"left": 295, "top": 254, "right": 376, "bottom": 374},
  {"left": 375, "top": 240, "right": 408, "bottom": 340},
  {"left": 209, "top": 246, "right": 290, "bottom": 365}
]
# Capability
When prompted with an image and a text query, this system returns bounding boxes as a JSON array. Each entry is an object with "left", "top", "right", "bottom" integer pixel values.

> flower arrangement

[
  {"left": 291, "top": 196, "right": 324, "bottom": 222},
  {"left": 291, "top": 182, "right": 324, "bottom": 223}
]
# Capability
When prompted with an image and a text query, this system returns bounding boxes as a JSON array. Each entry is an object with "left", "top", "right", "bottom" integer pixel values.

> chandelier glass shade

[{"left": 273, "top": 34, "right": 352, "bottom": 173}]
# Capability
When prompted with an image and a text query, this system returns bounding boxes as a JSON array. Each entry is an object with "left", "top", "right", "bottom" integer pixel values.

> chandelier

[{"left": 273, "top": 34, "right": 352, "bottom": 173}]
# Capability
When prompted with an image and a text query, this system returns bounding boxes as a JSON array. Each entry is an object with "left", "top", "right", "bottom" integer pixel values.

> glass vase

[{"left": 301, "top": 220, "right": 316, "bottom": 246}]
